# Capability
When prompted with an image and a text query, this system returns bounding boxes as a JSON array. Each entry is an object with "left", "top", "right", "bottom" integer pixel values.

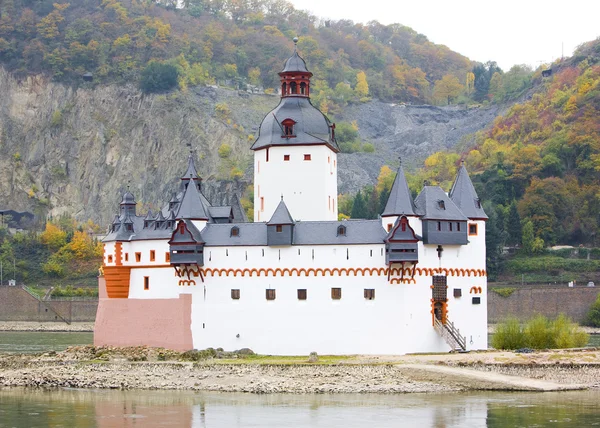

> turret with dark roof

[
  {"left": 267, "top": 198, "right": 294, "bottom": 246},
  {"left": 176, "top": 176, "right": 210, "bottom": 221},
  {"left": 382, "top": 162, "right": 418, "bottom": 217},
  {"left": 268, "top": 198, "right": 294, "bottom": 225},
  {"left": 449, "top": 163, "right": 488, "bottom": 220}
]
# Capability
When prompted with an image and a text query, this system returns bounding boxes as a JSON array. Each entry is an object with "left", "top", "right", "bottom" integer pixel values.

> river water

[{"left": 0, "top": 388, "right": 599, "bottom": 427}]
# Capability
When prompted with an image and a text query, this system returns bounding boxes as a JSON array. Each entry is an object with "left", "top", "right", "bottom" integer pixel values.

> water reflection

[{"left": 1, "top": 388, "right": 600, "bottom": 427}]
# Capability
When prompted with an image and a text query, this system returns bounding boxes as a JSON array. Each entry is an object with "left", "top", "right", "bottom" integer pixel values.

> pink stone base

[{"left": 94, "top": 278, "right": 193, "bottom": 351}]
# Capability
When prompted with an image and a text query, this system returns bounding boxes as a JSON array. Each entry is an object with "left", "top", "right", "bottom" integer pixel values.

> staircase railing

[{"left": 433, "top": 317, "right": 466, "bottom": 351}]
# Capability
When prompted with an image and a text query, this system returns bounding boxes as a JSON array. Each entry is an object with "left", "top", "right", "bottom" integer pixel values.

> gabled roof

[
  {"left": 176, "top": 180, "right": 209, "bottom": 220},
  {"left": 414, "top": 186, "right": 468, "bottom": 221},
  {"left": 385, "top": 216, "right": 420, "bottom": 242},
  {"left": 209, "top": 206, "right": 232, "bottom": 219},
  {"left": 169, "top": 219, "right": 204, "bottom": 244},
  {"left": 268, "top": 199, "right": 294, "bottom": 225},
  {"left": 181, "top": 154, "right": 200, "bottom": 181},
  {"left": 382, "top": 164, "right": 418, "bottom": 217},
  {"left": 144, "top": 210, "right": 154, "bottom": 221},
  {"left": 449, "top": 164, "right": 488, "bottom": 220}
]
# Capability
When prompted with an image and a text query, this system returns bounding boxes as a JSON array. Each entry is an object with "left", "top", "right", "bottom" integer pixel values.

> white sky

[{"left": 289, "top": 0, "right": 600, "bottom": 71}]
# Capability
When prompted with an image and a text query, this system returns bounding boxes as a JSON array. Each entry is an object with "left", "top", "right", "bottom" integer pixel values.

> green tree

[
  {"left": 351, "top": 190, "right": 367, "bottom": 219},
  {"left": 507, "top": 201, "right": 522, "bottom": 246},
  {"left": 521, "top": 220, "right": 535, "bottom": 255},
  {"left": 140, "top": 61, "right": 180, "bottom": 93}
]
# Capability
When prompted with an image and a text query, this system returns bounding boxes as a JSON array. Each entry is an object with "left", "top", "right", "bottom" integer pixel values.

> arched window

[
  {"left": 231, "top": 226, "right": 240, "bottom": 237},
  {"left": 300, "top": 82, "right": 306, "bottom": 95},
  {"left": 179, "top": 223, "right": 185, "bottom": 234},
  {"left": 281, "top": 82, "right": 287, "bottom": 95},
  {"left": 438, "top": 200, "right": 445, "bottom": 210},
  {"left": 282, "top": 119, "right": 296, "bottom": 137},
  {"left": 290, "top": 81, "right": 297, "bottom": 94},
  {"left": 337, "top": 225, "right": 346, "bottom": 236}
]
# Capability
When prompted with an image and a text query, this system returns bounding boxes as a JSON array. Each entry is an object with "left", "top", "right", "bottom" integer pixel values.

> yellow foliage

[
  {"left": 40, "top": 222, "right": 67, "bottom": 250},
  {"left": 376, "top": 165, "right": 395, "bottom": 193},
  {"left": 355, "top": 71, "right": 369, "bottom": 98}
]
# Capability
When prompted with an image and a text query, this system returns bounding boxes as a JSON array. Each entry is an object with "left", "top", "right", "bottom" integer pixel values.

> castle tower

[
  {"left": 251, "top": 38, "right": 339, "bottom": 222},
  {"left": 381, "top": 161, "right": 420, "bottom": 234}
]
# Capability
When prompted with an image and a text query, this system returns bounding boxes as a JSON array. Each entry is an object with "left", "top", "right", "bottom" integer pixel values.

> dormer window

[
  {"left": 144, "top": 221, "right": 149, "bottom": 228},
  {"left": 282, "top": 119, "right": 296, "bottom": 138},
  {"left": 337, "top": 225, "right": 346, "bottom": 236},
  {"left": 126, "top": 224, "right": 133, "bottom": 231},
  {"left": 475, "top": 198, "right": 481, "bottom": 209},
  {"left": 438, "top": 200, "right": 446, "bottom": 210},
  {"left": 276, "top": 225, "right": 283, "bottom": 233},
  {"left": 231, "top": 226, "right": 240, "bottom": 237}
]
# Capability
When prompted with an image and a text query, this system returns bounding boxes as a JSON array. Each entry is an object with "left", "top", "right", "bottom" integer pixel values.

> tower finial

[
  {"left": 281, "top": 194, "right": 284, "bottom": 201},
  {"left": 293, "top": 36, "right": 298, "bottom": 45},
  {"left": 398, "top": 156, "right": 402, "bottom": 167}
]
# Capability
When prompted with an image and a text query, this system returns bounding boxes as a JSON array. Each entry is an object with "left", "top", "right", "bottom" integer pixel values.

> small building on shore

[{"left": 95, "top": 41, "right": 488, "bottom": 355}]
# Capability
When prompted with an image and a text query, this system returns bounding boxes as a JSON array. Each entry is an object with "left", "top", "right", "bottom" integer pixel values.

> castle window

[
  {"left": 401, "top": 222, "right": 406, "bottom": 232},
  {"left": 144, "top": 221, "right": 149, "bottom": 228},
  {"left": 108, "top": 255, "right": 113, "bottom": 263},
  {"left": 284, "top": 154, "right": 290, "bottom": 161},
  {"left": 179, "top": 223, "right": 185, "bottom": 234},
  {"left": 266, "top": 289, "right": 276, "bottom": 300},
  {"left": 304, "top": 154, "right": 311, "bottom": 161},
  {"left": 438, "top": 200, "right": 445, "bottom": 210},
  {"left": 144, "top": 276, "right": 149, "bottom": 290},
  {"left": 150, "top": 250, "right": 155, "bottom": 261},
  {"left": 437, "top": 221, "right": 442, "bottom": 231},
  {"left": 337, "top": 225, "right": 346, "bottom": 236},
  {"left": 364, "top": 289, "right": 375, "bottom": 300},
  {"left": 231, "top": 226, "right": 240, "bottom": 237},
  {"left": 297, "top": 289, "right": 307, "bottom": 300},
  {"left": 260, "top": 197, "right": 264, "bottom": 212},
  {"left": 231, "top": 289, "right": 240, "bottom": 300},
  {"left": 300, "top": 82, "right": 306, "bottom": 94},
  {"left": 124, "top": 253, "right": 129, "bottom": 262},
  {"left": 472, "top": 297, "right": 481, "bottom": 305},
  {"left": 449, "top": 222, "right": 453, "bottom": 232},
  {"left": 387, "top": 224, "right": 393, "bottom": 232},
  {"left": 282, "top": 82, "right": 287, "bottom": 95},
  {"left": 290, "top": 81, "right": 297, "bottom": 94},
  {"left": 167, "top": 221, "right": 173, "bottom": 229},
  {"left": 135, "top": 252, "right": 141, "bottom": 262},
  {"left": 331, "top": 288, "right": 342, "bottom": 300},
  {"left": 469, "top": 223, "right": 478, "bottom": 236},
  {"left": 454, "top": 288, "right": 462, "bottom": 298},
  {"left": 126, "top": 224, "right": 133, "bottom": 231},
  {"left": 276, "top": 225, "right": 283, "bottom": 233},
  {"left": 165, "top": 252, "right": 170, "bottom": 262},
  {"left": 284, "top": 124, "right": 294, "bottom": 136},
  {"left": 457, "top": 222, "right": 461, "bottom": 232}
]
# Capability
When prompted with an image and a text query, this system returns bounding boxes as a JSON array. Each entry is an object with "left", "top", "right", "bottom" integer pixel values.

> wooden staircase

[{"left": 433, "top": 316, "right": 466, "bottom": 351}]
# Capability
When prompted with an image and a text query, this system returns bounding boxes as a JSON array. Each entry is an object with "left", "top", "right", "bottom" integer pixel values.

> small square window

[
  {"left": 135, "top": 252, "right": 141, "bottom": 262},
  {"left": 387, "top": 223, "right": 393, "bottom": 232},
  {"left": 304, "top": 154, "right": 311, "bottom": 161},
  {"left": 469, "top": 223, "right": 478, "bottom": 236},
  {"left": 276, "top": 225, "right": 283, "bottom": 233},
  {"left": 331, "top": 288, "right": 342, "bottom": 300},
  {"left": 472, "top": 297, "right": 481, "bottom": 305},
  {"left": 364, "top": 289, "right": 375, "bottom": 300},
  {"left": 454, "top": 288, "right": 462, "bottom": 298},
  {"left": 107, "top": 255, "right": 113, "bottom": 263},
  {"left": 165, "top": 252, "right": 170, "bottom": 262},
  {"left": 284, "top": 154, "right": 290, "bottom": 161},
  {"left": 231, "top": 227, "right": 239, "bottom": 237},
  {"left": 266, "top": 289, "right": 276, "bottom": 300},
  {"left": 231, "top": 289, "right": 240, "bottom": 300},
  {"left": 297, "top": 289, "right": 307, "bottom": 300},
  {"left": 144, "top": 276, "right": 149, "bottom": 290},
  {"left": 150, "top": 250, "right": 155, "bottom": 261}
]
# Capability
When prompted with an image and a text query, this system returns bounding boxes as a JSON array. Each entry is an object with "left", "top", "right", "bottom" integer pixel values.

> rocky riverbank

[
  {"left": 0, "top": 346, "right": 599, "bottom": 393},
  {"left": 0, "top": 322, "right": 94, "bottom": 332}
]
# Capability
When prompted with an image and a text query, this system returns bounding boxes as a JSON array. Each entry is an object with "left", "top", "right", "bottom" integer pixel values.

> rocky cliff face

[{"left": 0, "top": 68, "right": 502, "bottom": 226}]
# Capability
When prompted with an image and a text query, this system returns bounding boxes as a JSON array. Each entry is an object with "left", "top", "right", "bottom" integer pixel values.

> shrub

[
  {"left": 215, "top": 102, "right": 231, "bottom": 119},
  {"left": 491, "top": 287, "right": 516, "bottom": 298},
  {"left": 492, "top": 317, "right": 525, "bottom": 350},
  {"left": 140, "top": 61, "right": 180, "bottom": 93},
  {"left": 218, "top": 144, "right": 232, "bottom": 158},
  {"left": 524, "top": 315, "right": 552, "bottom": 349},
  {"left": 550, "top": 314, "right": 588, "bottom": 348}
]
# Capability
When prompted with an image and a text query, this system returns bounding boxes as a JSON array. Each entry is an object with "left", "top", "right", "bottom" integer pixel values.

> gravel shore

[
  {"left": 0, "top": 322, "right": 94, "bottom": 332},
  {"left": 1, "top": 346, "right": 599, "bottom": 394}
]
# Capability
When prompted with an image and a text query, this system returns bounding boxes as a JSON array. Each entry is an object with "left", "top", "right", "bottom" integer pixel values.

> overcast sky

[{"left": 289, "top": 0, "right": 600, "bottom": 71}]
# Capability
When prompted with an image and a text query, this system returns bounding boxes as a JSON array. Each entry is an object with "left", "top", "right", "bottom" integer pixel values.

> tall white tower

[{"left": 251, "top": 39, "right": 339, "bottom": 222}]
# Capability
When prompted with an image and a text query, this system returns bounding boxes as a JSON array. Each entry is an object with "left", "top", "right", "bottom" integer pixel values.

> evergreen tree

[
  {"left": 378, "top": 188, "right": 390, "bottom": 216},
  {"left": 366, "top": 186, "right": 379, "bottom": 219},
  {"left": 507, "top": 201, "right": 522, "bottom": 246},
  {"left": 522, "top": 220, "right": 535, "bottom": 255},
  {"left": 351, "top": 190, "right": 367, "bottom": 219}
]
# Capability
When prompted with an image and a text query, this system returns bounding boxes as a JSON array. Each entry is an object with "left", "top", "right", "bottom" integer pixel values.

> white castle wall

[{"left": 254, "top": 145, "right": 337, "bottom": 222}]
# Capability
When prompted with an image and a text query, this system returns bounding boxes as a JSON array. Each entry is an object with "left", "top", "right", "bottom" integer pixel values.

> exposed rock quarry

[{"left": 0, "top": 68, "right": 503, "bottom": 226}]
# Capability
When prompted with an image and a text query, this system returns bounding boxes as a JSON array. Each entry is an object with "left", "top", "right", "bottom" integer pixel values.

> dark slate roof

[
  {"left": 103, "top": 214, "right": 176, "bottom": 242},
  {"left": 230, "top": 194, "right": 248, "bottom": 223},
  {"left": 181, "top": 154, "right": 200, "bottom": 181},
  {"left": 382, "top": 165, "right": 418, "bottom": 217},
  {"left": 120, "top": 191, "right": 135, "bottom": 205},
  {"left": 293, "top": 220, "right": 387, "bottom": 245},
  {"left": 449, "top": 165, "right": 488, "bottom": 220},
  {"left": 281, "top": 50, "right": 310, "bottom": 73},
  {"left": 414, "top": 186, "right": 468, "bottom": 221},
  {"left": 200, "top": 220, "right": 386, "bottom": 246},
  {"left": 250, "top": 97, "right": 339, "bottom": 152},
  {"left": 176, "top": 180, "right": 209, "bottom": 220},
  {"left": 202, "top": 223, "right": 268, "bottom": 246},
  {"left": 209, "top": 206, "right": 232, "bottom": 219},
  {"left": 144, "top": 210, "right": 154, "bottom": 221},
  {"left": 268, "top": 199, "right": 294, "bottom": 225}
]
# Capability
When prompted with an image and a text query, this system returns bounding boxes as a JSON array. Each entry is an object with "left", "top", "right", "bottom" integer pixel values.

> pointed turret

[
  {"left": 119, "top": 188, "right": 136, "bottom": 217},
  {"left": 382, "top": 161, "right": 417, "bottom": 217},
  {"left": 181, "top": 153, "right": 200, "bottom": 182},
  {"left": 449, "top": 162, "right": 488, "bottom": 220},
  {"left": 176, "top": 175, "right": 209, "bottom": 221},
  {"left": 143, "top": 210, "right": 155, "bottom": 229},
  {"left": 268, "top": 197, "right": 294, "bottom": 225},
  {"left": 267, "top": 197, "right": 294, "bottom": 246}
]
